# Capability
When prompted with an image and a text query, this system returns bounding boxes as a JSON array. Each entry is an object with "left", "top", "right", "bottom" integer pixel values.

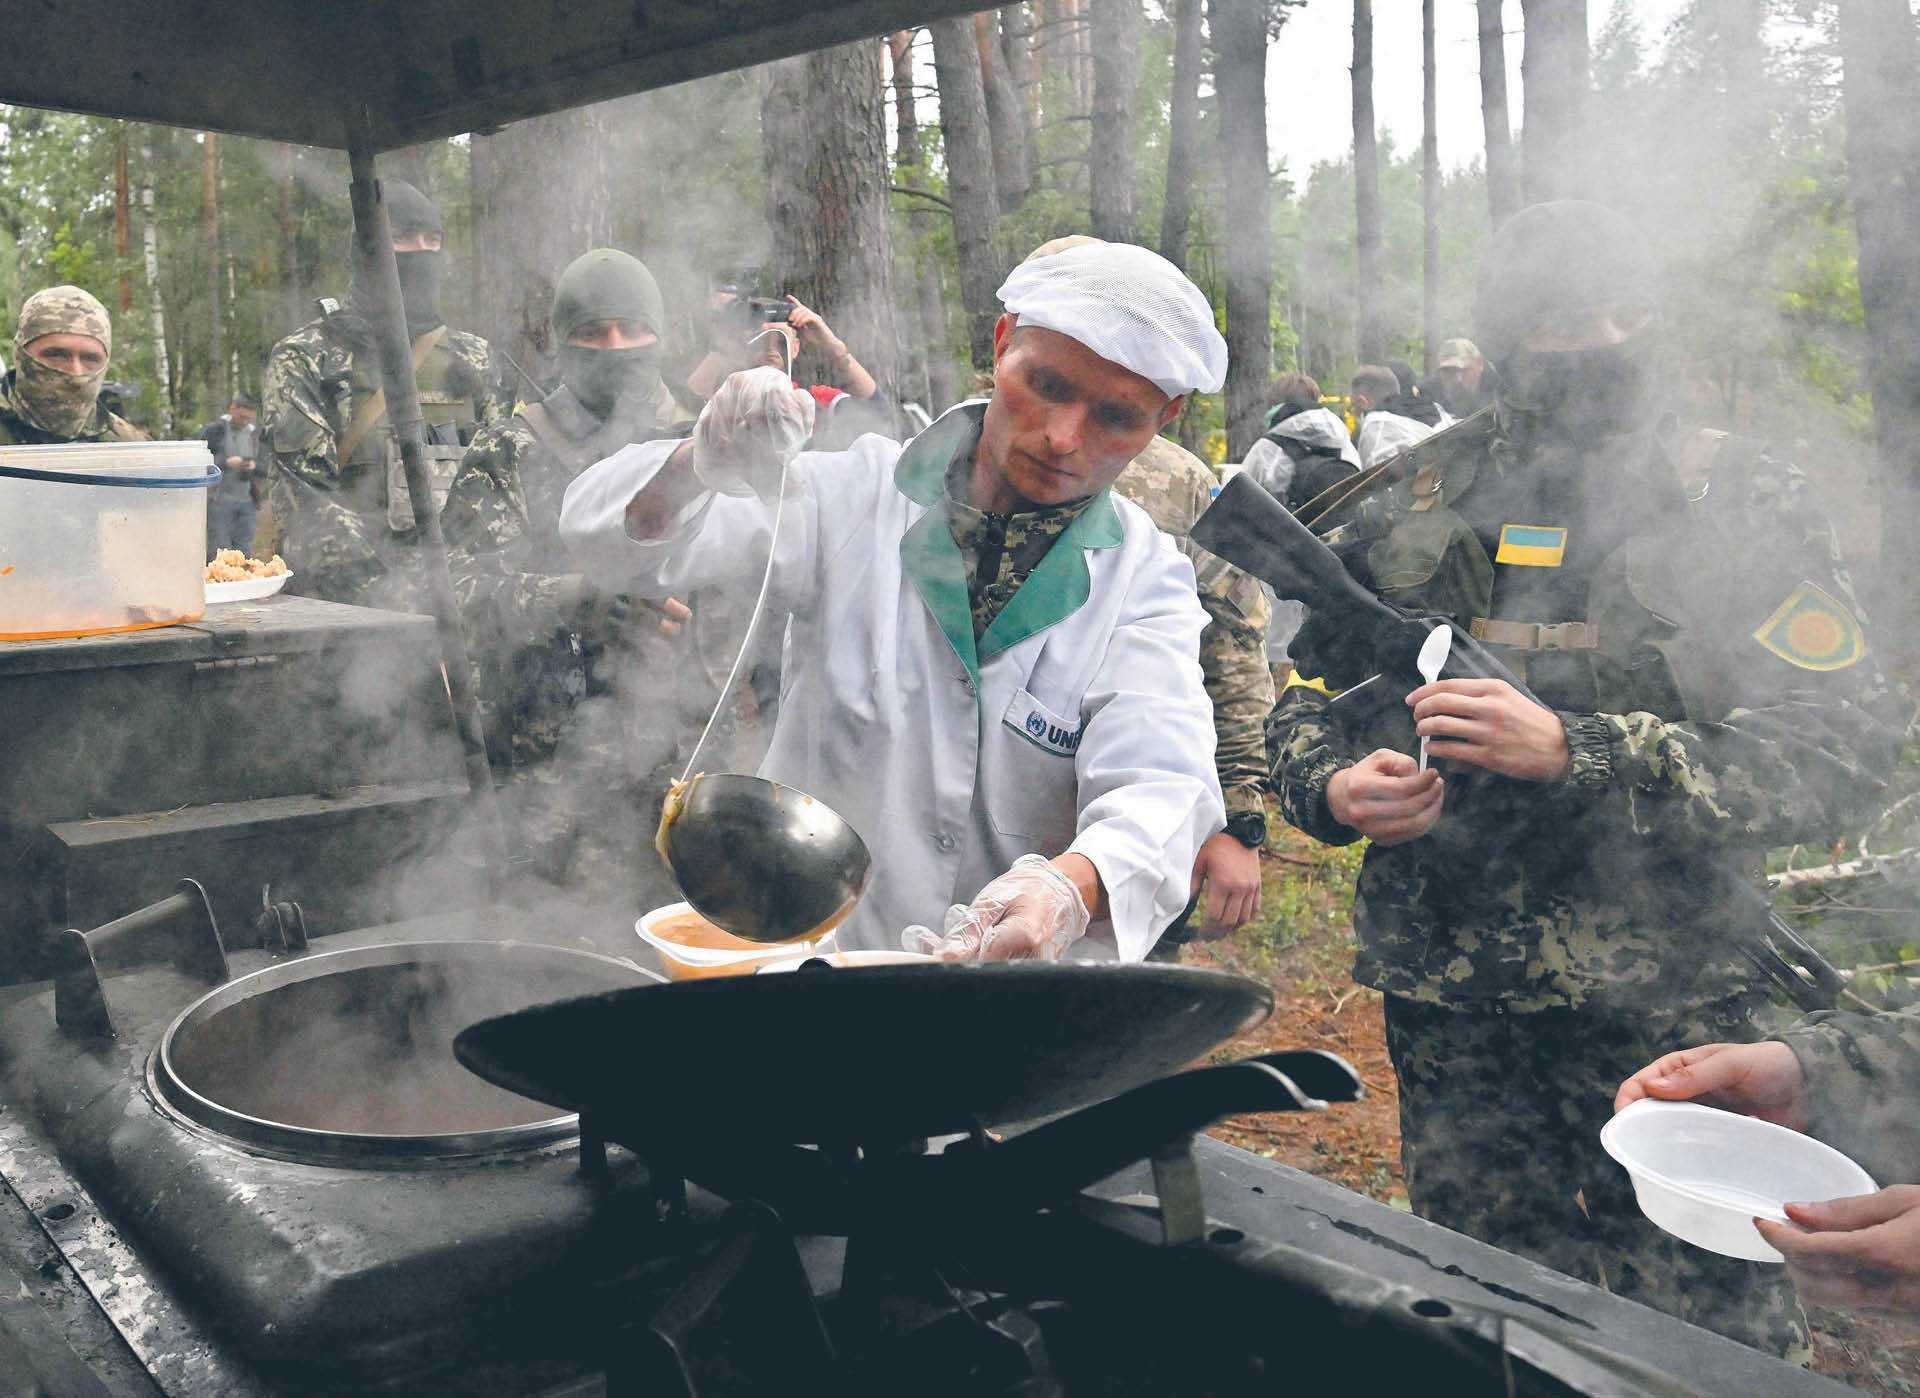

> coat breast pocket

[{"left": 984, "top": 687, "right": 1083, "bottom": 842}]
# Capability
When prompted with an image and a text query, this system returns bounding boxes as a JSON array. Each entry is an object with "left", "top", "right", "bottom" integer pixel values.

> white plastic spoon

[{"left": 1415, "top": 623, "right": 1454, "bottom": 773}]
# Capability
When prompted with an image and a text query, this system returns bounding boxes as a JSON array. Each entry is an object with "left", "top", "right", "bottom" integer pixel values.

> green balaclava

[
  {"left": 11, "top": 285, "right": 112, "bottom": 439},
  {"left": 551, "top": 249, "right": 667, "bottom": 420},
  {"left": 349, "top": 178, "right": 445, "bottom": 337}
]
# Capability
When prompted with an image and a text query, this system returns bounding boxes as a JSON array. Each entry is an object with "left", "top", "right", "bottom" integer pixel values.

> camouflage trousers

[{"left": 1381, "top": 993, "right": 1811, "bottom": 1363}]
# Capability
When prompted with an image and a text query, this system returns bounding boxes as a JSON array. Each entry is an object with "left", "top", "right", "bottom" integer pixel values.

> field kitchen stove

[{"left": 0, "top": 892, "right": 1856, "bottom": 1397}]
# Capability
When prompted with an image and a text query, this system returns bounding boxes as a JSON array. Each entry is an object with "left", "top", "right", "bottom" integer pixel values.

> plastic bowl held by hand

[
  {"left": 1601, "top": 1099, "right": 1878, "bottom": 1262},
  {"left": 636, "top": 902, "right": 836, "bottom": 981}
]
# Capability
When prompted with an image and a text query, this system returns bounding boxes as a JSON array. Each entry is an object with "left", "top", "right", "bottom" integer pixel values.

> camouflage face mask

[
  {"left": 12, "top": 285, "right": 112, "bottom": 438},
  {"left": 13, "top": 348, "right": 106, "bottom": 438}
]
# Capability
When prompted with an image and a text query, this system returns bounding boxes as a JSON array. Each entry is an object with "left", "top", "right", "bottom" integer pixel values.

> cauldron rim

[{"left": 148, "top": 939, "right": 660, "bottom": 1167}]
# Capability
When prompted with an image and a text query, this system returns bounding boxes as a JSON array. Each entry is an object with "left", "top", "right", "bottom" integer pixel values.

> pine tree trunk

[
  {"left": 1478, "top": 0, "right": 1519, "bottom": 228},
  {"left": 1422, "top": 0, "right": 1439, "bottom": 376},
  {"left": 469, "top": 110, "right": 614, "bottom": 384},
  {"left": 1089, "top": 0, "right": 1141, "bottom": 241},
  {"left": 138, "top": 136, "right": 173, "bottom": 434},
  {"left": 114, "top": 126, "right": 132, "bottom": 316},
  {"left": 1840, "top": 0, "right": 1920, "bottom": 665},
  {"left": 1160, "top": 0, "right": 1204, "bottom": 270},
  {"left": 277, "top": 143, "right": 302, "bottom": 333},
  {"left": 1520, "top": 0, "right": 1589, "bottom": 204},
  {"left": 889, "top": 31, "right": 920, "bottom": 168},
  {"left": 1353, "top": 0, "right": 1386, "bottom": 364},
  {"left": 763, "top": 39, "right": 899, "bottom": 393},
  {"left": 1003, "top": 6, "right": 1038, "bottom": 136},
  {"left": 977, "top": 12, "right": 1034, "bottom": 209},
  {"left": 931, "top": 14, "right": 1005, "bottom": 370},
  {"left": 203, "top": 133, "right": 224, "bottom": 410},
  {"left": 1211, "top": 0, "right": 1273, "bottom": 459}
]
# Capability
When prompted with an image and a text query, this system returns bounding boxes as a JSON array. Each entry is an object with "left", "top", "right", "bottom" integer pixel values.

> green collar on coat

[{"left": 893, "top": 402, "right": 1124, "bottom": 691}]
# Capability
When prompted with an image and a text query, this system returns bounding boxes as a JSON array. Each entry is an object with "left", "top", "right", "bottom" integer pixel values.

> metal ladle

[{"left": 654, "top": 340, "right": 873, "bottom": 943}]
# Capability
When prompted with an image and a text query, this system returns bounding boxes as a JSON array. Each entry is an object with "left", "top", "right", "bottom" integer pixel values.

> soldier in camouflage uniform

[
  {"left": 442, "top": 250, "right": 696, "bottom": 907},
  {"left": 261, "top": 180, "right": 500, "bottom": 611},
  {"left": 1267, "top": 201, "right": 1907, "bottom": 1356},
  {"left": 1111, "top": 436, "right": 1274, "bottom": 952},
  {"left": 1617, "top": 1004, "right": 1920, "bottom": 1312},
  {"left": 0, "top": 286, "right": 142, "bottom": 446}
]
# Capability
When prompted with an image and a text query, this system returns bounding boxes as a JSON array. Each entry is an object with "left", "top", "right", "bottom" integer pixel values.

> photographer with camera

[{"left": 687, "top": 288, "right": 886, "bottom": 451}]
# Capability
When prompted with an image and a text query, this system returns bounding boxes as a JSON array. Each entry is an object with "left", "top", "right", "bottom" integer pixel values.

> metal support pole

[{"left": 343, "top": 109, "right": 508, "bottom": 869}]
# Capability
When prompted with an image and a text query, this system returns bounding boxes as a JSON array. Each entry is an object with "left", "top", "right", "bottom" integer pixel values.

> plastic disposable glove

[
  {"left": 901, "top": 855, "right": 1091, "bottom": 963},
  {"left": 689, "top": 365, "right": 816, "bottom": 501}
]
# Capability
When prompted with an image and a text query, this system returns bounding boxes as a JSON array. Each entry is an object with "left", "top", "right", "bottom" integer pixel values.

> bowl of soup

[{"left": 635, "top": 902, "right": 837, "bottom": 980}]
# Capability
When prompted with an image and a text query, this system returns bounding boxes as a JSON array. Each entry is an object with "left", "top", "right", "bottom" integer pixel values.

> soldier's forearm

[{"left": 1558, "top": 705, "right": 1902, "bottom": 847}]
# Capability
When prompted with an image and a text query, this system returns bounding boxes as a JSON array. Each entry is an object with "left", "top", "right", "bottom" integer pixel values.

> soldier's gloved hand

[
  {"left": 1293, "top": 610, "right": 1376, "bottom": 690},
  {"left": 552, "top": 573, "right": 632, "bottom": 639},
  {"left": 689, "top": 366, "right": 816, "bottom": 502},
  {"left": 901, "top": 854, "right": 1090, "bottom": 962}
]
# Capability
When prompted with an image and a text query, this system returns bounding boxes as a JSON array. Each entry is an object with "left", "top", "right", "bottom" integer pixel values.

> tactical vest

[
  {"left": 1348, "top": 425, "right": 1735, "bottom": 724},
  {"left": 338, "top": 328, "right": 482, "bottom": 533}
]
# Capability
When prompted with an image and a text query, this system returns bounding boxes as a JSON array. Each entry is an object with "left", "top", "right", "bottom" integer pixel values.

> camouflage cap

[
  {"left": 1436, "top": 337, "right": 1480, "bottom": 369},
  {"left": 15, "top": 285, "right": 111, "bottom": 359}
]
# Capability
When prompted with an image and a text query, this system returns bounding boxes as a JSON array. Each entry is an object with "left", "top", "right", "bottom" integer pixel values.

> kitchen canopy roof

[{"left": 3, "top": 0, "right": 983, "bottom": 150}]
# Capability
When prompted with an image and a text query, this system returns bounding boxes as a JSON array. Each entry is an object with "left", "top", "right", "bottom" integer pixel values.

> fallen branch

[{"left": 1769, "top": 856, "right": 1892, "bottom": 891}]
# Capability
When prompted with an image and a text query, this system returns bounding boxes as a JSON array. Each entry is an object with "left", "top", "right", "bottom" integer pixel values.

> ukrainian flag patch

[
  {"left": 1753, "top": 581, "right": 1866, "bottom": 671},
  {"left": 1495, "top": 524, "right": 1568, "bottom": 567}
]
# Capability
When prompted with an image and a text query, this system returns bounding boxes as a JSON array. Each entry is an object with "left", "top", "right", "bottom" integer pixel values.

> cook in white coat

[{"left": 560, "top": 242, "right": 1228, "bottom": 962}]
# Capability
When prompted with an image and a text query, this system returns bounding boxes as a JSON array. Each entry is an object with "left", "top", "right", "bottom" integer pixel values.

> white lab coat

[{"left": 559, "top": 404, "right": 1224, "bottom": 960}]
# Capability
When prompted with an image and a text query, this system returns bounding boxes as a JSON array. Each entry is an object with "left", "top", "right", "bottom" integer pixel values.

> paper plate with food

[{"left": 204, "top": 550, "right": 292, "bottom": 603}]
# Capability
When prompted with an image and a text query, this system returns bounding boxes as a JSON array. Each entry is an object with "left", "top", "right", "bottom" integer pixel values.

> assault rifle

[{"left": 1192, "top": 472, "right": 1847, "bottom": 1013}]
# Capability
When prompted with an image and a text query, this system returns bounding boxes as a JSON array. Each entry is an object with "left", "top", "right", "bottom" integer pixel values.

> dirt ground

[{"left": 1187, "top": 821, "right": 1920, "bottom": 1396}]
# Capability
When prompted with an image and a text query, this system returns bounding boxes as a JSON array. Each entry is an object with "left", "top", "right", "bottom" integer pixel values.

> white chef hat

[{"left": 998, "top": 238, "right": 1228, "bottom": 399}]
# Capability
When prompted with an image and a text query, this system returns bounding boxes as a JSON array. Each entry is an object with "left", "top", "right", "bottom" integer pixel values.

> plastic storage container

[
  {"left": 0, "top": 440, "right": 216, "bottom": 641},
  {"left": 1601, "top": 1099, "right": 1879, "bottom": 1262}
]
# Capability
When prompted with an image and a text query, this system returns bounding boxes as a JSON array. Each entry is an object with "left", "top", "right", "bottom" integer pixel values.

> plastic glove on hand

[
  {"left": 689, "top": 365, "right": 816, "bottom": 501},
  {"left": 900, "top": 855, "right": 1091, "bottom": 962}
]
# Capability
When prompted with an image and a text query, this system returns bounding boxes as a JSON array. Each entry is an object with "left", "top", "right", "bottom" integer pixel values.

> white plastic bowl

[
  {"left": 205, "top": 571, "right": 292, "bottom": 604},
  {"left": 1601, "top": 1099, "right": 1878, "bottom": 1262},
  {"left": 754, "top": 949, "right": 938, "bottom": 973},
  {"left": 635, "top": 902, "right": 836, "bottom": 980}
]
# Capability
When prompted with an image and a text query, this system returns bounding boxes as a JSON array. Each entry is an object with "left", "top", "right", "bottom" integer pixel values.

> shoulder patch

[{"left": 1753, "top": 581, "right": 1865, "bottom": 671}]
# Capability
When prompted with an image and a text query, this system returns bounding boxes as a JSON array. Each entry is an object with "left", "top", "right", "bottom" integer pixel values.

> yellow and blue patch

[
  {"left": 1495, "top": 524, "right": 1568, "bottom": 567},
  {"left": 1753, "top": 581, "right": 1866, "bottom": 671}
]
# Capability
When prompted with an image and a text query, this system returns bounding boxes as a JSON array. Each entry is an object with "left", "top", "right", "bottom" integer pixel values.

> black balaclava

[
  {"left": 1473, "top": 200, "right": 1657, "bottom": 441},
  {"left": 550, "top": 249, "right": 667, "bottom": 420},
  {"left": 349, "top": 178, "right": 445, "bottom": 338}
]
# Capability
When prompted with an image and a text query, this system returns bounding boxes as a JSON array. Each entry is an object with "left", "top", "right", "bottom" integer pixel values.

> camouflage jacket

[
  {"left": 261, "top": 309, "right": 500, "bottom": 607},
  {"left": 442, "top": 384, "right": 693, "bottom": 768},
  {"left": 1270, "top": 421, "right": 1907, "bottom": 1011},
  {"left": 1775, "top": 1004, "right": 1920, "bottom": 1185},
  {"left": 0, "top": 372, "right": 141, "bottom": 445},
  {"left": 1113, "top": 435, "right": 1275, "bottom": 820}
]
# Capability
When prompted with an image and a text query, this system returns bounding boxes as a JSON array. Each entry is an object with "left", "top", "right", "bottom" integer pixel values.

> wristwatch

[{"left": 1224, "top": 811, "right": 1267, "bottom": 849}]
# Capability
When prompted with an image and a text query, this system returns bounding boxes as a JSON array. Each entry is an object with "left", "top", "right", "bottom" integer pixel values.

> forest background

[{"left": 0, "top": 0, "right": 1913, "bottom": 633}]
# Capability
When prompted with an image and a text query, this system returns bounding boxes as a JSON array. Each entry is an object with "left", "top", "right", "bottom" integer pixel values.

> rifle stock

[{"left": 1194, "top": 474, "right": 1535, "bottom": 698}]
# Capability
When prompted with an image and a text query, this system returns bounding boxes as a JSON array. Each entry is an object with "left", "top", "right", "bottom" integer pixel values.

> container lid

[{"left": 0, "top": 439, "right": 213, "bottom": 473}]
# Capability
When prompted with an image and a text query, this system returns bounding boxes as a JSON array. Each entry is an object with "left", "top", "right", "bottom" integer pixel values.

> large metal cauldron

[{"left": 149, "top": 940, "right": 656, "bottom": 1164}]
